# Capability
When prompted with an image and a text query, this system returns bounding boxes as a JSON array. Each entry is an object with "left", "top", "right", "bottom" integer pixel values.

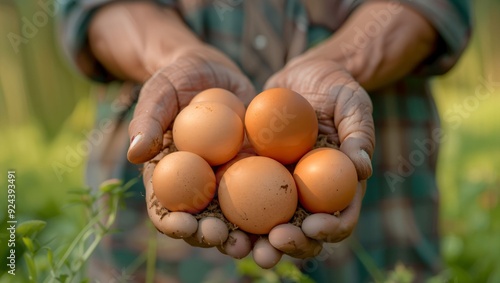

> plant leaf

[
  {"left": 67, "top": 188, "right": 92, "bottom": 195},
  {"left": 57, "top": 274, "right": 69, "bottom": 283},
  {"left": 24, "top": 253, "right": 37, "bottom": 282},
  {"left": 275, "top": 261, "right": 314, "bottom": 283},
  {"left": 22, "top": 236, "right": 35, "bottom": 253},
  {"left": 17, "top": 220, "right": 47, "bottom": 238},
  {"left": 46, "top": 247, "right": 55, "bottom": 270},
  {"left": 99, "top": 179, "right": 123, "bottom": 193}
]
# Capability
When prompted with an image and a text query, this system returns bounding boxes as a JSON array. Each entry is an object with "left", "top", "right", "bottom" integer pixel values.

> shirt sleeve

[
  {"left": 400, "top": 0, "right": 472, "bottom": 75},
  {"left": 56, "top": 0, "right": 176, "bottom": 82}
]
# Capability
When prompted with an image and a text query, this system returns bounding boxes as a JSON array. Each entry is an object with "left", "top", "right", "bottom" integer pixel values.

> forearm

[
  {"left": 303, "top": 0, "right": 438, "bottom": 91},
  {"left": 88, "top": 1, "right": 203, "bottom": 83}
]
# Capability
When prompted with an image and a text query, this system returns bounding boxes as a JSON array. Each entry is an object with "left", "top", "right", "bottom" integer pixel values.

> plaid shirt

[{"left": 58, "top": 1, "right": 471, "bottom": 282}]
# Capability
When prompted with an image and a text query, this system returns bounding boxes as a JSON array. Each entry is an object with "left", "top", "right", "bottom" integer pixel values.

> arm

[
  {"left": 264, "top": 0, "right": 468, "bottom": 256},
  {"left": 297, "top": 0, "right": 438, "bottom": 91},
  {"left": 87, "top": 1, "right": 202, "bottom": 83},
  {"left": 86, "top": 1, "right": 254, "bottom": 163},
  {"left": 84, "top": 1, "right": 259, "bottom": 261}
]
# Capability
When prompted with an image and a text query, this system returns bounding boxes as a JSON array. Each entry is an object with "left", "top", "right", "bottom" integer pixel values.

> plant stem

[
  {"left": 349, "top": 239, "right": 386, "bottom": 283},
  {"left": 145, "top": 222, "right": 158, "bottom": 283}
]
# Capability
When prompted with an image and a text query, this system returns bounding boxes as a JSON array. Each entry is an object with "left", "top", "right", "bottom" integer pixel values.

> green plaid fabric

[{"left": 58, "top": 1, "right": 471, "bottom": 282}]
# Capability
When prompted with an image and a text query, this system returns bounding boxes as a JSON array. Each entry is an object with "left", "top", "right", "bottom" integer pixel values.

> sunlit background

[{"left": 1, "top": 0, "right": 499, "bottom": 282}]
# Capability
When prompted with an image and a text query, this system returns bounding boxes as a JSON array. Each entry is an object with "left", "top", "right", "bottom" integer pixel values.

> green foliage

[
  {"left": 237, "top": 257, "right": 315, "bottom": 283},
  {"left": 384, "top": 264, "right": 415, "bottom": 283},
  {"left": 17, "top": 221, "right": 47, "bottom": 239},
  {"left": 9, "top": 179, "right": 136, "bottom": 283}
]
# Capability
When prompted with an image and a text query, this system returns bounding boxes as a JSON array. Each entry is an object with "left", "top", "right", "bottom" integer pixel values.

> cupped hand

[
  {"left": 264, "top": 57, "right": 375, "bottom": 258},
  {"left": 127, "top": 45, "right": 255, "bottom": 164},
  {"left": 143, "top": 133, "right": 256, "bottom": 260},
  {"left": 132, "top": 45, "right": 257, "bottom": 254}
]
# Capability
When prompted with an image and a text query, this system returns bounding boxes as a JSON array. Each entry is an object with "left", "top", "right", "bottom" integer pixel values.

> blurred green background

[{"left": 0, "top": 0, "right": 499, "bottom": 282}]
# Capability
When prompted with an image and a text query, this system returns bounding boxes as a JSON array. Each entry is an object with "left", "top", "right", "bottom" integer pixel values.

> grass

[{"left": 1, "top": 0, "right": 499, "bottom": 282}]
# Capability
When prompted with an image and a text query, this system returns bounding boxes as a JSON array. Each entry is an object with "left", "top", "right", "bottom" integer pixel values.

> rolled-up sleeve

[
  {"left": 401, "top": 0, "right": 472, "bottom": 75},
  {"left": 56, "top": 0, "right": 176, "bottom": 82}
]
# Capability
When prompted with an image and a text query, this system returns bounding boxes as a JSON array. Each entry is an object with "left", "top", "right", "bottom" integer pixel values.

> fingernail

[
  {"left": 360, "top": 150, "right": 372, "bottom": 171},
  {"left": 359, "top": 149, "right": 370, "bottom": 161},
  {"left": 129, "top": 133, "right": 142, "bottom": 150}
]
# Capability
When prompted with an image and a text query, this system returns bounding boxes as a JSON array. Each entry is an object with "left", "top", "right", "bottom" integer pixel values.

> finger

[
  {"left": 252, "top": 237, "right": 283, "bottom": 269},
  {"left": 148, "top": 210, "right": 198, "bottom": 239},
  {"left": 183, "top": 235, "right": 212, "bottom": 248},
  {"left": 146, "top": 177, "right": 198, "bottom": 238},
  {"left": 340, "top": 138, "right": 372, "bottom": 180},
  {"left": 144, "top": 145, "right": 199, "bottom": 239},
  {"left": 217, "top": 230, "right": 252, "bottom": 259},
  {"left": 222, "top": 69, "right": 256, "bottom": 107},
  {"left": 146, "top": 165, "right": 198, "bottom": 238},
  {"left": 301, "top": 182, "right": 365, "bottom": 242},
  {"left": 262, "top": 72, "right": 281, "bottom": 90},
  {"left": 194, "top": 217, "right": 229, "bottom": 246},
  {"left": 183, "top": 47, "right": 256, "bottom": 106},
  {"left": 334, "top": 82, "right": 375, "bottom": 180},
  {"left": 268, "top": 224, "right": 322, "bottom": 259},
  {"left": 128, "top": 71, "right": 179, "bottom": 164}
]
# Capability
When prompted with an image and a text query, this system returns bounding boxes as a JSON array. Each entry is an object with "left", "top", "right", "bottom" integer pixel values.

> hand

[
  {"left": 264, "top": 57, "right": 375, "bottom": 258},
  {"left": 88, "top": 2, "right": 256, "bottom": 163},
  {"left": 143, "top": 133, "right": 258, "bottom": 260},
  {"left": 126, "top": 45, "right": 255, "bottom": 163},
  {"left": 88, "top": 1, "right": 260, "bottom": 259},
  {"left": 128, "top": 46, "right": 256, "bottom": 254}
]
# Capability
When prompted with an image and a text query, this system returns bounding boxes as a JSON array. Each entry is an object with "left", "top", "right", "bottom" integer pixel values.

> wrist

[
  {"left": 300, "top": 1, "right": 437, "bottom": 90},
  {"left": 88, "top": 2, "right": 203, "bottom": 83}
]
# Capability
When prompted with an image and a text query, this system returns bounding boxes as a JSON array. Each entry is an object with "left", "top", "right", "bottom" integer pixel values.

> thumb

[
  {"left": 340, "top": 137, "right": 373, "bottom": 180},
  {"left": 127, "top": 71, "right": 179, "bottom": 164},
  {"left": 335, "top": 82, "right": 375, "bottom": 180}
]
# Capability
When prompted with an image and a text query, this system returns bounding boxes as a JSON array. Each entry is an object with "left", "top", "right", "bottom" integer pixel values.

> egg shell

[
  {"left": 214, "top": 151, "right": 257, "bottom": 185},
  {"left": 173, "top": 101, "right": 244, "bottom": 166},
  {"left": 190, "top": 88, "right": 246, "bottom": 121},
  {"left": 244, "top": 88, "right": 318, "bottom": 164},
  {"left": 293, "top": 148, "right": 357, "bottom": 213},
  {"left": 218, "top": 156, "right": 298, "bottom": 234},
  {"left": 152, "top": 151, "right": 216, "bottom": 213}
]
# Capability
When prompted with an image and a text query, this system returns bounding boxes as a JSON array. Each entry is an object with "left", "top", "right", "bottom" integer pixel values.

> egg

[
  {"left": 245, "top": 88, "right": 318, "bottom": 164},
  {"left": 218, "top": 156, "right": 298, "bottom": 234},
  {"left": 173, "top": 101, "right": 244, "bottom": 166},
  {"left": 293, "top": 148, "right": 357, "bottom": 213},
  {"left": 190, "top": 88, "right": 246, "bottom": 121},
  {"left": 152, "top": 151, "right": 216, "bottom": 213},
  {"left": 214, "top": 151, "right": 256, "bottom": 185}
]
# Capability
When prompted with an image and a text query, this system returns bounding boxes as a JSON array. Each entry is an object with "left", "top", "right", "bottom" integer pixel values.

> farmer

[{"left": 59, "top": 0, "right": 470, "bottom": 282}]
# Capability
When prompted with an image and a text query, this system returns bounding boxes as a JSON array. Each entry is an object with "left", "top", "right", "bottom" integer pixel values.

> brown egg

[
  {"left": 152, "top": 151, "right": 216, "bottom": 213},
  {"left": 245, "top": 88, "right": 318, "bottom": 164},
  {"left": 293, "top": 148, "right": 357, "bottom": 213},
  {"left": 215, "top": 151, "right": 257, "bottom": 185},
  {"left": 218, "top": 156, "right": 298, "bottom": 234},
  {"left": 190, "top": 88, "right": 246, "bottom": 121},
  {"left": 173, "top": 101, "right": 244, "bottom": 166}
]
